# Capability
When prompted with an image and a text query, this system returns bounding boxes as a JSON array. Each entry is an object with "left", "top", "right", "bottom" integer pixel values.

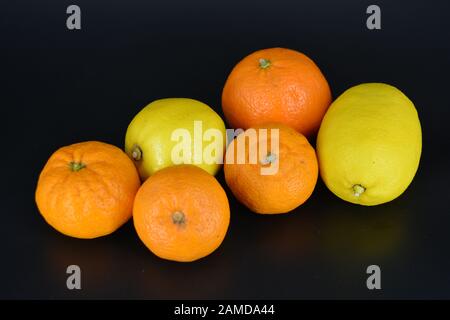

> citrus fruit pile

[{"left": 35, "top": 47, "right": 422, "bottom": 262}]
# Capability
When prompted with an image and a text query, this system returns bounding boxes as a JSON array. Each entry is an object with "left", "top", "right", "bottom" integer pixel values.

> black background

[{"left": 2, "top": 0, "right": 450, "bottom": 299}]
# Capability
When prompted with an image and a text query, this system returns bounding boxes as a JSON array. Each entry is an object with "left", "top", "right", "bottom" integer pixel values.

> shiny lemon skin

[
  {"left": 125, "top": 98, "right": 226, "bottom": 180},
  {"left": 317, "top": 83, "right": 422, "bottom": 206}
]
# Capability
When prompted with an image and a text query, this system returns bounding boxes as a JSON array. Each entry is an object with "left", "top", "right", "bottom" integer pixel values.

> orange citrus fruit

[
  {"left": 35, "top": 141, "right": 141, "bottom": 239},
  {"left": 222, "top": 47, "right": 332, "bottom": 136},
  {"left": 224, "top": 123, "right": 318, "bottom": 214},
  {"left": 133, "top": 165, "right": 230, "bottom": 262}
]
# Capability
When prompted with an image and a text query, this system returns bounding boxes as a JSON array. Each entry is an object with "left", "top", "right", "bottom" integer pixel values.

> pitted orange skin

[
  {"left": 35, "top": 141, "right": 141, "bottom": 239},
  {"left": 224, "top": 123, "right": 318, "bottom": 214},
  {"left": 133, "top": 165, "right": 230, "bottom": 262},
  {"left": 222, "top": 47, "right": 332, "bottom": 136}
]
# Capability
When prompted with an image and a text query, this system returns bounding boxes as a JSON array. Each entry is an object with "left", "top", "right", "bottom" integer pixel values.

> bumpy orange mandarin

[
  {"left": 224, "top": 123, "right": 318, "bottom": 214},
  {"left": 133, "top": 165, "right": 230, "bottom": 262},
  {"left": 35, "top": 141, "right": 141, "bottom": 239},
  {"left": 222, "top": 47, "right": 332, "bottom": 136}
]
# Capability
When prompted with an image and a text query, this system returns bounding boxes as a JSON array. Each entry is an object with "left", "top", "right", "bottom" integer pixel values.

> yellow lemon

[
  {"left": 317, "top": 83, "right": 422, "bottom": 205},
  {"left": 125, "top": 98, "right": 226, "bottom": 180}
]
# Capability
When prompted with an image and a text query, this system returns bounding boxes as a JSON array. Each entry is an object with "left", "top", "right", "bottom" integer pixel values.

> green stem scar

[
  {"left": 259, "top": 58, "right": 271, "bottom": 69},
  {"left": 352, "top": 184, "right": 366, "bottom": 197},
  {"left": 69, "top": 161, "right": 86, "bottom": 172},
  {"left": 260, "top": 153, "right": 277, "bottom": 165},
  {"left": 131, "top": 144, "right": 142, "bottom": 161},
  {"left": 172, "top": 211, "right": 186, "bottom": 226}
]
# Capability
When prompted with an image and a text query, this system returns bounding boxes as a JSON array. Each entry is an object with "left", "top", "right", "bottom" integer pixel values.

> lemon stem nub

[
  {"left": 353, "top": 184, "right": 366, "bottom": 197},
  {"left": 131, "top": 144, "right": 142, "bottom": 161},
  {"left": 259, "top": 58, "right": 271, "bottom": 69},
  {"left": 69, "top": 161, "right": 86, "bottom": 172},
  {"left": 172, "top": 211, "right": 185, "bottom": 225}
]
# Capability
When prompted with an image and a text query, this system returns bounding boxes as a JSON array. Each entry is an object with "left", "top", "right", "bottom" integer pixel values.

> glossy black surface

[{"left": 2, "top": 0, "right": 450, "bottom": 299}]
